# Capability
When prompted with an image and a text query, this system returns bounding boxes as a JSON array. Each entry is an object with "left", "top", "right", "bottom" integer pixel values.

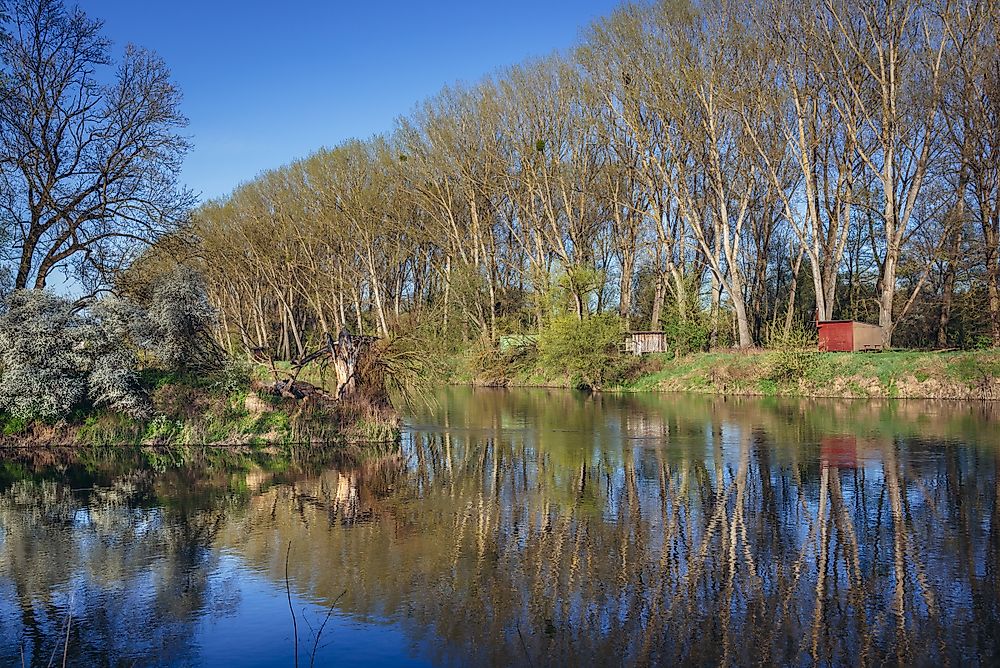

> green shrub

[
  {"left": 970, "top": 334, "right": 996, "bottom": 351},
  {"left": 538, "top": 313, "right": 626, "bottom": 388},
  {"left": 664, "top": 316, "right": 710, "bottom": 355},
  {"left": 766, "top": 348, "right": 819, "bottom": 382},
  {"left": 1, "top": 414, "right": 27, "bottom": 436},
  {"left": 211, "top": 357, "right": 253, "bottom": 396},
  {"left": 764, "top": 323, "right": 818, "bottom": 350},
  {"left": 762, "top": 323, "right": 819, "bottom": 383},
  {"left": 474, "top": 336, "right": 538, "bottom": 385}
]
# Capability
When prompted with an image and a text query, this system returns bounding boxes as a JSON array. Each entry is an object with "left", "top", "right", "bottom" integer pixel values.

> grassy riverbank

[
  {"left": 619, "top": 350, "right": 1000, "bottom": 400},
  {"left": 0, "top": 371, "right": 398, "bottom": 447},
  {"left": 462, "top": 346, "right": 1000, "bottom": 401}
]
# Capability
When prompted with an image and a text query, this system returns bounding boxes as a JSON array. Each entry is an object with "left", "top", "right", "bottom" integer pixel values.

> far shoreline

[{"left": 458, "top": 349, "right": 1000, "bottom": 403}]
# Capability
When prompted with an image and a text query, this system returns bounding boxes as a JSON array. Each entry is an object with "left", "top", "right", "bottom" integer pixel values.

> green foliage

[
  {"left": 538, "top": 313, "right": 626, "bottom": 388},
  {"left": 370, "top": 333, "right": 440, "bottom": 402},
  {"left": 757, "top": 379, "right": 778, "bottom": 396},
  {"left": 143, "top": 415, "right": 184, "bottom": 443},
  {"left": 211, "top": 357, "right": 253, "bottom": 396},
  {"left": 664, "top": 315, "right": 710, "bottom": 356},
  {"left": 763, "top": 324, "right": 820, "bottom": 383},
  {"left": 970, "top": 334, "right": 996, "bottom": 351},
  {"left": 766, "top": 349, "right": 819, "bottom": 383},
  {"left": 1, "top": 414, "right": 28, "bottom": 436},
  {"left": 474, "top": 336, "right": 539, "bottom": 385},
  {"left": 555, "top": 265, "right": 604, "bottom": 316},
  {"left": 764, "top": 324, "right": 818, "bottom": 351}
]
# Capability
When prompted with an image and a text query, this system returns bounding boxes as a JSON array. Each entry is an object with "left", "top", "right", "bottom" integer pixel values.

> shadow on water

[{"left": 1, "top": 388, "right": 999, "bottom": 666}]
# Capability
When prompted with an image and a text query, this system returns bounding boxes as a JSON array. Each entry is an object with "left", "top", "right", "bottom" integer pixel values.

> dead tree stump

[{"left": 327, "top": 330, "right": 379, "bottom": 401}]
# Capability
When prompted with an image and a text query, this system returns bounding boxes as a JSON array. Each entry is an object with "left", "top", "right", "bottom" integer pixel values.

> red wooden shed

[{"left": 817, "top": 320, "right": 885, "bottom": 352}]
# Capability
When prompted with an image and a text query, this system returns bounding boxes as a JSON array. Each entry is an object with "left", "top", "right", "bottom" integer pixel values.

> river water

[{"left": 1, "top": 388, "right": 998, "bottom": 666}]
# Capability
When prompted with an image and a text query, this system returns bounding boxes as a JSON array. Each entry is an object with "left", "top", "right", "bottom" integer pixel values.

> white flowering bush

[
  {"left": 0, "top": 268, "right": 231, "bottom": 424},
  {"left": 0, "top": 291, "right": 90, "bottom": 420},
  {"left": 0, "top": 291, "right": 151, "bottom": 421},
  {"left": 86, "top": 299, "right": 151, "bottom": 418},
  {"left": 140, "top": 267, "right": 223, "bottom": 371}
]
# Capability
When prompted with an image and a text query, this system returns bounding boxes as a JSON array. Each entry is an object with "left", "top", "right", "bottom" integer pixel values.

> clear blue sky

[{"left": 76, "top": 0, "right": 622, "bottom": 203}]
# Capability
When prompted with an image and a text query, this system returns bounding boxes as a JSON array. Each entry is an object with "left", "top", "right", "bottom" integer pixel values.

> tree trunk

[
  {"left": 330, "top": 331, "right": 362, "bottom": 399},
  {"left": 878, "top": 252, "right": 898, "bottom": 348},
  {"left": 784, "top": 247, "right": 804, "bottom": 338},
  {"left": 619, "top": 250, "right": 634, "bottom": 330},
  {"left": 988, "top": 258, "right": 1000, "bottom": 348},
  {"left": 709, "top": 274, "right": 721, "bottom": 349},
  {"left": 938, "top": 227, "right": 962, "bottom": 348},
  {"left": 650, "top": 270, "right": 664, "bottom": 331},
  {"left": 732, "top": 292, "right": 754, "bottom": 349}
]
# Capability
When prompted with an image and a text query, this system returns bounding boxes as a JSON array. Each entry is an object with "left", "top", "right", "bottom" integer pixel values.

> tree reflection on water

[{"left": 0, "top": 389, "right": 998, "bottom": 666}]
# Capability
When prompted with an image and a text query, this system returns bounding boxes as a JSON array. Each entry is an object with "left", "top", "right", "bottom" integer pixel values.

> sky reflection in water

[{"left": 0, "top": 388, "right": 998, "bottom": 666}]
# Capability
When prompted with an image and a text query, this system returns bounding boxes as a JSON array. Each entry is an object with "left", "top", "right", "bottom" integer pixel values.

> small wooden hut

[
  {"left": 623, "top": 331, "right": 668, "bottom": 355},
  {"left": 817, "top": 320, "right": 885, "bottom": 352}
]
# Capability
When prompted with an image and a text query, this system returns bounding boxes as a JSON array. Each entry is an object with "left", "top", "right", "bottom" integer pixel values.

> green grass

[
  {"left": 614, "top": 349, "right": 1000, "bottom": 400},
  {"left": 1, "top": 368, "right": 400, "bottom": 447}
]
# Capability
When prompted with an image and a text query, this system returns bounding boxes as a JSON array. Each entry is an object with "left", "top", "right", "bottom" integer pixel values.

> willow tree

[
  {"left": 739, "top": 0, "right": 860, "bottom": 322},
  {"left": 394, "top": 83, "right": 503, "bottom": 338},
  {"left": 496, "top": 57, "right": 609, "bottom": 321},
  {"left": 579, "top": 3, "right": 688, "bottom": 330},
  {"left": 657, "top": 0, "right": 777, "bottom": 348}
]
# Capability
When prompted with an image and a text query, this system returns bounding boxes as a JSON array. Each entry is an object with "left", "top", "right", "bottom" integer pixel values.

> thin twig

[
  {"left": 286, "top": 541, "right": 299, "bottom": 668},
  {"left": 310, "top": 589, "right": 347, "bottom": 668},
  {"left": 46, "top": 614, "right": 67, "bottom": 668},
  {"left": 516, "top": 623, "right": 535, "bottom": 668},
  {"left": 61, "top": 607, "right": 71, "bottom": 668}
]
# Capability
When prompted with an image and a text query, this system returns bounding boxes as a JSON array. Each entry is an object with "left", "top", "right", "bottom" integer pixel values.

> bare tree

[
  {"left": 817, "top": 0, "right": 953, "bottom": 345},
  {"left": 945, "top": 0, "right": 1000, "bottom": 344},
  {"left": 0, "top": 0, "right": 193, "bottom": 291}
]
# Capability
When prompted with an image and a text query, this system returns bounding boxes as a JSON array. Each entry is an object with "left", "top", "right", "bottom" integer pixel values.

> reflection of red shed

[
  {"left": 821, "top": 435, "right": 857, "bottom": 468},
  {"left": 817, "top": 321, "right": 885, "bottom": 352}
]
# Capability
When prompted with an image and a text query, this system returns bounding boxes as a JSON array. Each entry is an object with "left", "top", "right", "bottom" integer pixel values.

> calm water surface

[{"left": 1, "top": 388, "right": 999, "bottom": 666}]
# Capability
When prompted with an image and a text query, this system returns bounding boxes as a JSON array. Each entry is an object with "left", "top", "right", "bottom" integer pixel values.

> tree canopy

[{"left": 165, "top": 0, "right": 999, "bottom": 355}]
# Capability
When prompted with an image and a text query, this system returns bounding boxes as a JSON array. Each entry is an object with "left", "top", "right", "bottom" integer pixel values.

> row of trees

[{"left": 168, "top": 0, "right": 998, "bottom": 355}]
